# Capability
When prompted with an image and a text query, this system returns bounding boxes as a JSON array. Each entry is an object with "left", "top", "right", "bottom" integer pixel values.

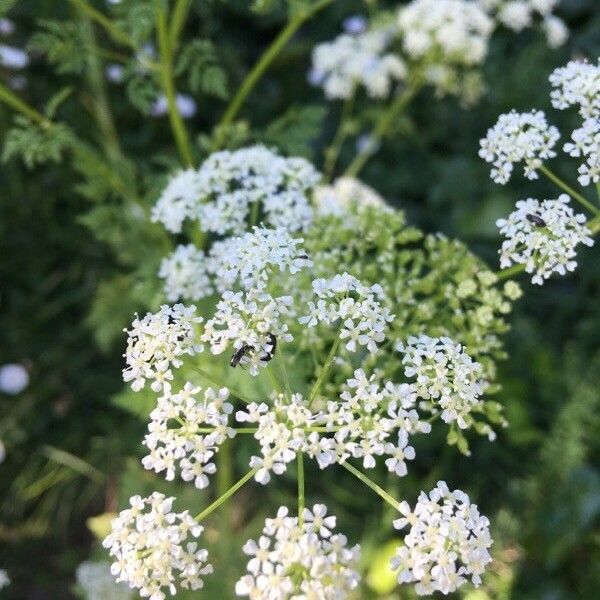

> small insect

[
  {"left": 526, "top": 213, "right": 546, "bottom": 227},
  {"left": 298, "top": 253, "right": 310, "bottom": 260},
  {"left": 260, "top": 333, "right": 277, "bottom": 363},
  {"left": 230, "top": 344, "right": 255, "bottom": 368}
]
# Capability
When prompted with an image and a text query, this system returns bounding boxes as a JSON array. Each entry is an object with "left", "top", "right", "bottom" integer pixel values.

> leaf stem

[
  {"left": 155, "top": 3, "right": 194, "bottom": 166},
  {"left": 539, "top": 165, "right": 600, "bottom": 215},
  {"left": 0, "top": 82, "right": 49, "bottom": 126},
  {"left": 214, "top": 0, "right": 335, "bottom": 147},
  {"left": 307, "top": 336, "right": 340, "bottom": 406},
  {"left": 169, "top": 0, "right": 193, "bottom": 50},
  {"left": 68, "top": 0, "right": 133, "bottom": 48},
  {"left": 323, "top": 91, "right": 356, "bottom": 181},
  {"left": 343, "top": 80, "right": 422, "bottom": 178},
  {"left": 195, "top": 467, "right": 259, "bottom": 521},
  {"left": 297, "top": 452, "right": 305, "bottom": 526},
  {"left": 342, "top": 461, "right": 401, "bottom": 511},
  {"left": 494, "top": 263, "right": 526, "bottom": 281},
  {"left": 191, "top": 366, "right": 254, "bottom": 404}
]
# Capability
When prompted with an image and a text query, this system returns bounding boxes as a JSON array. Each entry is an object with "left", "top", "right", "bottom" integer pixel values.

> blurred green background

[{"left": 0, "top": 0, "right": 599, "bottom": 598}]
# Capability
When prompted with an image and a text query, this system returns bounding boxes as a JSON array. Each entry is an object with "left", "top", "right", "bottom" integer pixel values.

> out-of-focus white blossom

[
  {"left": 103, "top": 493, "right": 212, "bottom": 599},
  {"left": 142, "top": 383, "right": 235, "bottom": 488},
  {"left": 397, "top": 335, "right": 486, "bottom": 430},
  {"left": 0, "top": 440, "right": 5, "bottom": 464},
  {"left": 105, "top": 63, "right": 125, "bottom": 83},
  {"left": 314, "top": 176, "right": 387, "bottom": 217},
  {"left": 309, "top": 26, "right": 406, "bottom": 99},
  {"left": 122, "top": 304, "right": 203, "bottom": 392},
  {"left": 542, "top": 15, "right": 568, "bottom": 48},
  {"left": 151, "top": 94, "right": 197, "bottom": 119},
  {"left": 564, "top": 117, "right": 600, "bottom": 187},
  {"left": 479, "top": 110, "right": 560, "bottom": 184},
  {"left": 496, "top": 194, "right": 594, "bottom": 284},
  {"left": 300, "top": 273, "right": 393, "bottom": 353},
  {"left": 235, "top": 505, "right": 360, "bottom": 599},
  {"left": 0, "top": 44, "right": 28, "bottom": 69},
  {"left": 391, "top": 481, "right": 492, "bottom": 595},
  {"left": 0, "top": 19, "right": 15, "bottom": 36},
  {"left": 159, "top": 244, "right": 212, "bottom": 302},
  {"left": 549, "top": 59, "right": 600, "bottom": 119},
  {"left": 0, "top": 570, "right": 9, "bottom": 590},
  {"left": 0, "top": 363, "right": 29, "bottom": 395},
  {"left": 75, "top": 561, "right": 133, "bottom": 600}
]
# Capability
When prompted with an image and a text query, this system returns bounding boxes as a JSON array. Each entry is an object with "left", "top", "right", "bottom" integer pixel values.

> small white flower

[
  {"left": 103, "top": 493, "right": 213, "bottom": 599},
  {"left": 496, "top": 194, "right": 594, "bottom": 284},
  {"left": 151, "top": 94, "right": 197, "bottom": 119},
  {"left": 391, "top": 481, "right": 492, "bottom": 595},
  {"left": 563, "top": 118, "right": 600, "bottom": 187},
  {"left": 479, "top": 109, "right": 560, "bottom": 184},
  {"left": 0, "top": 363, "right": 29, "bottom": 395},
  {"left": 0, "top": 44, "right": 28, "bottom": 69},
  {"left": 75, "top": 561, "right": 133, "bottom": 600},
  {"left": 549, "top": 58, "right": 600, "bottom": 119}
]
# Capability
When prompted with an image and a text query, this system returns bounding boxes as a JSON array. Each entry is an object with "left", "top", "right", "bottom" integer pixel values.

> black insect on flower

[{"left": 526, "top": 213, "right": 546, "bottom": 227}]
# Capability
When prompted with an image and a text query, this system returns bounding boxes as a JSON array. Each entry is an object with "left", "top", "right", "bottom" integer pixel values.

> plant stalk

[
  {"left": 539, "top": 165, "right": 600, "bottom": 215},
  {"left": 342, "top": 461, "right": 401, "bottom": 511}
]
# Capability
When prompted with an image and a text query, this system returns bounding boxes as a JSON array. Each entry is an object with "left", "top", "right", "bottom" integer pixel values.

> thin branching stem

[
  {"left": 68, "top": 0, "right": 133, "bottom": 48},
  {"left": 297, "top": 453, "right": 305, "bottom": 525},
  {"left": 0, "top": 82, "right": 49, "bottom": 126},
  {"left": 307, "top": 336, "right": 341, "bottom": 406},
  {"left": 342, "top": 461, "right": 401, "bottom": 511},
  {"left": 323, "top": 91, "right": 356, "bottom": 181},
  {"left": 539, "top": 165, "right": 600, "bottom": 215}
]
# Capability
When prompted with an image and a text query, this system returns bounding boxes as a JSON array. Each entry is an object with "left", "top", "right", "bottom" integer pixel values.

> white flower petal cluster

[
  {"left": 216, "top": 226, "right": 313, "bottom": 291},
  {"left": 0, "top": 362, "right": 29, "bottom": 394},
  {"left": 0, "top": 569, "right": 9, "bottom": 590},
  {"left": 397, "top": 335, "right": 486, "bottom": 429},
  {"left": 152, "top": 146, "right": 320, "bottom": 236},
  {"left": 0, "top": 44, "right": 29, "bottom": 69},
  {"left": 123, "top": 304, "right": 203, "bottom": 392},
  {"left": 496, "top": 194, "right": 594, "bottom": 284},
  {"left": 235, "top": 505, "right": 361, "bottom": 599},
  {"left": 479, "top": 110, "right": 560, "bottom": 183},
  {"left": 159, "top": 244, "right": 212, "bottom": 302},
  {"left": 391, "top": 481, "right": 492, "bottom": 595},
  {"left": 151, "top": 169, "right": 203, "bottom": 234},
  {"left": 75, "top": 561, "right": 133, "bottom": 600},
  {"left": 201, "top": 288, "right": 293, "bottom": 375},
  {"left": 549, "top": 58, "right": 600, "bottom": 119},
  {"left": 142, "top": 383, "right": 235, "bottom": 489},
  {"left": 398, "top": 0, "right": 493, "bottom": 67},
  {"left": 313, "top": 176, "right": 388, "bottom": 217},
  {"left": 300, "top": 273, "right": 394, "bottom": 353},
  {"left": 309, "top": 26, "right": 406, "bottom": 100},
  {"left": 103, "top": 493, "right": 213, "bottom": 599},
  {"left": 564, "top": 118, "right": 600, "bottom": 187}
]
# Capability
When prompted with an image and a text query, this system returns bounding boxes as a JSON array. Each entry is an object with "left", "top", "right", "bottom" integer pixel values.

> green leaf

[
  {"left": 126, "top": 74, "right": 160, "bottom": 114},
  {"left": 0, "top": 0, "right": 17, "bottom": 17},
  {"left": 44, "top": 87, "right": 74, "bottom": 119},
  {"left": 175, "top": 39, "right": 229, "bottom": 100},
  {"left": 28, "top": 20, "right": 88, "bottom": 74}
]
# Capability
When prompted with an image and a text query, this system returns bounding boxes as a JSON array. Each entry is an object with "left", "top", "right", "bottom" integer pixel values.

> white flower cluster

[
  {"left": 237, "top": 371, "right": 430, "bottom": 484},
  {"left": 313, "top": 176, "right": 387, "bottom": 217},
  {"left": 151, "top": 146, "right": 320, "bottom": 235},
  {"left": 391, "top": 481, "right": 492, "bottom": 595},
  {"left": 122, "top": 304, "right": 203, "bottom": 392},
  {"left": 159, "top": 244, "right": 212, "bottom": 302},
  {"left": 479, "top": 110, "right": 560, "bottom": 183},
  {"left": 235, "top": 506, "right": 361, "bottom": 599},
  {"left": 480, "top": 0, "right": 567, "bottom": 48},
  {"left": 550, "top": 58, "right": 600, "bottom": 119},
  {"left": 397, "top": 335, "right": 486, "bottom": 430},
  {"left": 75, "top": 561, "right": 133, "bottom": 600},
  {"left": 0, "top": 569, "right": 9, "bottom": 590},
  {"left": 398, "top": 0, "right": 493, "bottom": 67},
  {"left": 103, "top": 493, "right": 212, "bottom": 599},
  {"left": 300, "top": 273, "right": 393, "bottom": 353},
  {"left": 142, "top": 383, "right": 235, "bottom": 489},
  {"left": 550, "top": 60, "right": 600, "bottom": 187},
  {"left": 201, "top": 288, "right": 293, "bottom": 375},
  {"left": 309, "top": 26, "right": 406, "bottom": 99},
  {"left": 496, "top": 194, "right": 594, "bottom": 284}
]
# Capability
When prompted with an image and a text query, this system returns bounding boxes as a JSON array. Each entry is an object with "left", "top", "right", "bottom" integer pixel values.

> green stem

[
  {"left": 216, "top": 437, "right": 233, "bottom": 553},
  {"left": 307, "top": 336, "right": 340, "bottom": 406},
  {"left": 214, "top": 0, "right": 335, "bottom": 146},
  {"left": 68, "top": 0, "right": 133, "bottom": 48},
  {"left": 589, "top": 214, "right": 600, "bottom": 234},
  {"left": 323, "top": 91, "right": 356, "bottom": 181},
  {"left": 297, "top": 453, "right": 305, "bottom": 526},
  {"left": 276, "top": 351, "right": 292, "bottom": 397},
  {"left": 342, "top": 461, "right": 401, "bottom": 511},
  {"left": 169, "top": 0, "right": 193, "bottom": 50},
  {"left": 155, "top": 3, "right": 194, "bottom": 166},
  {"left": 539, "top": 165, "right": 600, "bottom": 216},
  {"left": 344, "top": 80, "right": 422, "bottom": 178},
  {"left": 191, "top": 366, "right": 254, "bottom": 404},
  {"left": 495, "top": 263, "right": 526, "bottom": 281},
  {"left": 0, "top": 82, "right": 49, "bottom": 126},
  {"left": 195, "top": 467, "right": 259, "bottom": 521},
  {"left": 266, "top": 364, "right": 284, "bottom": 395}
]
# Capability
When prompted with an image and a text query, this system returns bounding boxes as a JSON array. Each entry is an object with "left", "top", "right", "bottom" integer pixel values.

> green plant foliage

[
  {"left": 28, "top": 20, "right": 89, "bottom": 74},
  {"left": 176, "top": 39, "right": 229, "bottom": 99}
]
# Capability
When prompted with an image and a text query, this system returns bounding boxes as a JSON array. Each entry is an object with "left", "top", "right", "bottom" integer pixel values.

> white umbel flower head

[
  {"left": 549, "top": 58, "right": 600, "bottom": 119},
  {"left": 313, "top": 176, "right": 387, "bottom": 217},
  {"left": 235, "top": 505, "right": 361, "bottom": 599},
  {"left": 398, "top": 0, "right": 493, "bottom": 67},
  {"left": 122, "top": 304, "right": 203, "bottom": 392},
  {"left": 151, "top": 169, "right": 203, "bottom": 234},
  {"left": 142, "top": 383, "right": 235, "bottom": 488},
  {"left": 300, "top": 273, "right": 394, "bottom": 353},
  {"left": 75, "top": 561, "right": 133, "bottom": 600},
  {"left": 479, "top": 110, "right": 560, "bottom": 184},
  {"left": 103, "top": 493, "right": 213, "bottom": 599},
  {"left": 396, "top": 335, "right": 486, "bottom": 429},
  {"left": 563, "top": 118, "right": 600, "bottom": 187},
  {"left": 309, "top": 26, "right": 406, "bottom": 99},
  {"left": 496, "top": 194, "right": 594, "bottom": 284},
  {"left": 391, "top": 481, "right": 492, "bottom": 595},
  {"left": 159, "top": 244, "right": 213, "bottom": 302}
]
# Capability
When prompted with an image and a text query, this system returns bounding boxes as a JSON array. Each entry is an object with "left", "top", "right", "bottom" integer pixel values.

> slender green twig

[
  {"left": 0, "top": 82, "right": 49, "bottom": 126},
  {"left": 155, "top": 3, "right": 195, "bottom": 166},
  {"left": 297, "top": 453, "right": 305, "bottom": 526},
  {"left": 539, "top": 165, "right": 600, "bottom": 215},
  {"left": 169, "top": 0, "right": 193, "bottom": 50},
  {"left": 343, "top": 80, "right": 423, "bottom": 178},
  {"left": 191, "top": 366, "right": 254, "bottom": 404},
  {"left": 214, "top": 0, "right": 335, "bottom": 147},
  {"left": 195, "top": 467, "right": 259, "bottom": 521},
  {"left": 68, "top": 0, "right": 133, "bottom": 48},
  {"left": 307, "top": 337, "right": 341, "bottom": 406},
  {"left": 342, "top": 461, "right": 401, "bottom": 511},
  {"left": 323, "top": 91, "right": 356, "bottom": 180},
  {"left": 494, "top": 263, "right": 526, "bottom": 281}
]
